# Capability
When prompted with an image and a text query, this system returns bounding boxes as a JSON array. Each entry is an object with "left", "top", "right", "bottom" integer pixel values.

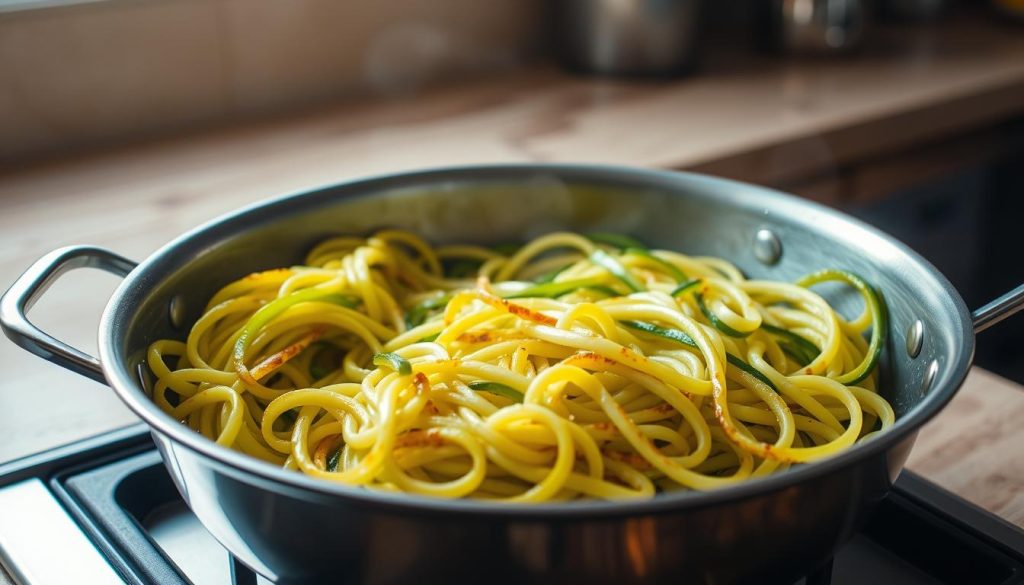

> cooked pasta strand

[{"left": 147, "top": 230, "right": 893, "bottom": 501}]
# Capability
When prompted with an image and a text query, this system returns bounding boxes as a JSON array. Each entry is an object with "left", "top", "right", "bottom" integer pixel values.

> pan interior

[{"left": 108, "top": 166, "right": 973, "bottom": 502}]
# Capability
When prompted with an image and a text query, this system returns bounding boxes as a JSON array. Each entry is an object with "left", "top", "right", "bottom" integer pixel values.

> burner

[{"left": 1, "top": 425, "right": 1023, "bottom": 584}]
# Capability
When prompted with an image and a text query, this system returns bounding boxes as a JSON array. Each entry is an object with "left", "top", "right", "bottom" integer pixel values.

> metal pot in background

[
  {"left": 553, "top": 0, "right": 703, "bottom": 76},
  {"left": 767, "top": 0, "right": 868, "bottom": 55}
]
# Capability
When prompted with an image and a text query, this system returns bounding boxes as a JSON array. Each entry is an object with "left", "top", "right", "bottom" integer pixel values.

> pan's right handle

[
  {"left": 972, "top": 283, "right": 1024, "bottom": 334},
  {"left": 0, "top": 246, "right": 137, "bottom": 384}
]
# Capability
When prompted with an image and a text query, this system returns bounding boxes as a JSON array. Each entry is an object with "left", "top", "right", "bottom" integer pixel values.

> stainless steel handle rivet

[
  {"left": 169, "top": 295, "right": 187, "bottom": 330},
  {"left": 906, "top": 320, "right": 924, "bottom": 359},
  {"left": 753, "top": 229, "right": 782, "bottom": 265}
]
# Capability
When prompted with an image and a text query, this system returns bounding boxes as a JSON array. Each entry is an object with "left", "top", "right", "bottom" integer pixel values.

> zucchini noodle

[{"left": 147, "top": 230, "right": 894, "bottom": 501}]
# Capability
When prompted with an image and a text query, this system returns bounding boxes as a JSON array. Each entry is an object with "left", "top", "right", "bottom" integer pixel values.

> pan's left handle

[
  {"left": 973, "top": 283, "right": 1024, "bottom": 334},
  {"left": 0, "top": 246, "right": 137, "bottom": 384}
]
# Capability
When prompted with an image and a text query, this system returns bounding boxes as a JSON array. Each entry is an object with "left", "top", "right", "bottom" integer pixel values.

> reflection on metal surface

[
  {"left": 0, "top": 479, "right": 123, "bottom": 584},
  {"left": 906, "top": 320, "right": 924, "bottom": 359}
]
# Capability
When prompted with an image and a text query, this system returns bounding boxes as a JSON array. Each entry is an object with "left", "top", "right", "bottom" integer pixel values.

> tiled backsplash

[{"left": 0, "top": 0, "right": 545, "bottom": 160}]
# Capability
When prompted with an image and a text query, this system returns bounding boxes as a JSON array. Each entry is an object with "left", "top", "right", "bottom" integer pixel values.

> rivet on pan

[
  {"left": 168, "top": 295, "right": 187, "bottom": 330},
  {"left": 922, "top": 360, "right": 939, "bottom": 395},
  {"left": 753, "top": 229, "right": 782, "bottom": 265},
  {"left": 906, "top": 320, "right": 924, "bottom": 359}
]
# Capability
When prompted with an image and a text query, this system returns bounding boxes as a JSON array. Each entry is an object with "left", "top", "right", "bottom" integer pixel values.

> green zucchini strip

[
  {"left": 696, "top": 293, "right": 752, "bottom": 338},
  {"left": 372, "top": 352, "right": 412, "bottom": 376},
  {"left": 405, "top": 294, "right": 452, "bottom": 328},
  {"left": 468, "top": 381, "right": 524, "bottom": 402},
  {"left": 761, "top": 324, "right": 820, "bottom": 366},
  {"left": 234, "top": 288, "right": 357, "bottom": 365},
  {"left": 326, "top": 446, "right": 342, "bottom": 472},
  {"left": 573, "top": 285, "right": 622, "bottom": 299},
  {"left": 621, "top": 320, "right": 697, "bottom": 348},
  {"left": 725, "top": 353, "right": 778, "bottom": 392},
  {"left": 671, "top": 278, "right": 702, "bottom": 298},
  {"left": 504, "top": 277, "right": 607, "bottom": 299},
  {"left": 795, "top": 269, "right": 887, "bottom": 385},
  {"left": 624, "top": 247, "right": 687, "bottom": 283},
  {"left": 621, "top": 320, "right": 778, "bottom": 391},
  {"left": 590, "top": 249, "right": 645, "bottom": 292},
  {"left": 778, "top": 345, "right": 813, "bottom": 367}
]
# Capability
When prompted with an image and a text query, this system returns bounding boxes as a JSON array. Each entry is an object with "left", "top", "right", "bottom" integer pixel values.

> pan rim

[{"left": 97, "top": 163, "right": 976, "bottom": 518}]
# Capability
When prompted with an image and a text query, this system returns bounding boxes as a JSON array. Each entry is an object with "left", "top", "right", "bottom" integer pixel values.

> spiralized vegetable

[{"left": 147, "top": 230, "right": 894, "bottom": 501}]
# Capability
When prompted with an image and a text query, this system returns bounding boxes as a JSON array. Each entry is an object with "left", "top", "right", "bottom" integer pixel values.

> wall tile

[
  {"left": 217, "top": 0, "right": 544, "bottom": 112},
  {"left": 0, "top": 0, "right": 229, "bottom": 158},
  {"left": 0, "top": 0, "right": 543, "bottom": 160}
]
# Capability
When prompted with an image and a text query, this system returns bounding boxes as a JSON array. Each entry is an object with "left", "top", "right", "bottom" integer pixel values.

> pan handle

[
  {"left": 0, "top": 246, "right": 137, "bottom": 384},
  {"left": 972, "top": 283, "right": 1024, "bottom": 334}
]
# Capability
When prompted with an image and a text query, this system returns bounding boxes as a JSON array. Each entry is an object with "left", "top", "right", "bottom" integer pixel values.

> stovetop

[{"left": 1, "top": 424, "right": 1023, "bottom": 585}]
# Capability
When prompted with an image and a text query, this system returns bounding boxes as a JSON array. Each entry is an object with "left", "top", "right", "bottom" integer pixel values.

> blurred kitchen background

[{"left": 1, "top": 0, "right": 1023, "bottom": 462}]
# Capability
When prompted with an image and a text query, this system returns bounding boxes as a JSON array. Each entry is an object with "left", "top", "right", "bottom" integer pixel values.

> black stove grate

[{"left": 2, "top": 424, "right": 1023, "bottom": 585}]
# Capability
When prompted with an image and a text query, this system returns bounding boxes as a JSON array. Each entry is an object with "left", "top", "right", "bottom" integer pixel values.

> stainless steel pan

[{"left": 4, "top": 165, "right": 1023, "bottom": 584}]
